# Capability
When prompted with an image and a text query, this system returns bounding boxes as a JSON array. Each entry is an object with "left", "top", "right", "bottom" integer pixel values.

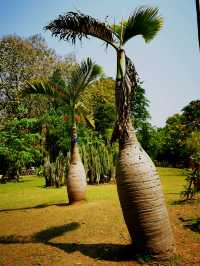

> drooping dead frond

[
  {"left": 112, "top": 55, "right": 139, "bottom": 142},
  {"left": 117, "top": 55, "right": 139, "bottom": 125},
  {"left": 45, "top": 11, "right": 118, "bottom": 49}
]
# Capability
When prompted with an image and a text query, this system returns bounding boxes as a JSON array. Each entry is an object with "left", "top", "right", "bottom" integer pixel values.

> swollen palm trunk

[
  {"left": 66, "top": 125, "right": 87, "bottom": 204},
  {"left": 116, "top": 122, "right": 175, "bottom": 258},
  {"left": 115, "top": 52, "right": 175, "bottom": 259}
]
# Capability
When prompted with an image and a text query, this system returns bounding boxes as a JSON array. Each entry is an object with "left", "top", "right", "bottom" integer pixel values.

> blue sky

[{"left": 1, "top": 0, "right": 199, "bottom": 127}]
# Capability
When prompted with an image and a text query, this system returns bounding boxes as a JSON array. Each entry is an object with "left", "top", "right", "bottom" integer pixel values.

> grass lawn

[{"left": 0, "top": 167, "right": 199, "bottom": 265}]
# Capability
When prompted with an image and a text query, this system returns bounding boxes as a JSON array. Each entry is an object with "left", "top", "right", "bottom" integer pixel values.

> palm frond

[
  {"left": 45, "top": 11, "right": 118, "bottom": 49},
  {"left": 75, "top": 102, "right": 95, "bottom": 128},
  {"left": 82, "top": 114, "right": 95, "bottom": 129},
  {"left": 79, "top": 58, "right": 103, "bottom": 88},
  {"left": 68, "top": 58, "right": 102, "bottom": 103},
  {"left": 112, "top": 23, "right": 126, "bottom": 40},
  {"left": 122, "top": 6, "right": 163, "bottom": 44},
  {"left": 24, "top": 80, "right": 67, "bottom": 99}
]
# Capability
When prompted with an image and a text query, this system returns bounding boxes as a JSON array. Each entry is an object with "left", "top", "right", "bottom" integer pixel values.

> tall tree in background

[
  {"left": 131, "top": 85, "right": 152, "bottom": 151},
  {"left": 25, "top": 58, "right": 102, "bottom": 203},
  {"left": 196, "top": 0, "right": 200, "bottom": 49},
  {"left": 0, "top": 35, "right": 56, "bottom": 121},
  {"left": 182, "top": 100, "right": 200, "bottom": 131},
  {"left": 131, "top": 85, "right": 150, "bottom": 130},
  {"left": 163, "top": 114, "right": 189, "bottom": 167},
  {"left": 151, "top": 100, "right": 200, "bottom": 168},
  {"left": 0, "top": 118, "right": 42, "bottom": 181},
  {"left": 45, "top": 6, "right": 175, "bottom": 259}
]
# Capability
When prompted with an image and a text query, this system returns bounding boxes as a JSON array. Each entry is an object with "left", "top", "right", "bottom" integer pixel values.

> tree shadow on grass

[
  {"left": 34, "top": 222, "right": 80, "bottom": 243},
  {"left": 0, "top": 222, "right": 135, "bottom": 262},
  {"left": 179, "top": 217, "right": 200, "bottom": 233},
  {"left": 171, "top": 198, "right": 200, "bottom": 206},
  {"left": 50, "top": 242, "right": 134, "bottom": 261},
  {"left": 0, "top": 202, "right": 69, "bottom": 213},
  {"left": 0, "top": 223, "right": 80, "bottom": 244}
]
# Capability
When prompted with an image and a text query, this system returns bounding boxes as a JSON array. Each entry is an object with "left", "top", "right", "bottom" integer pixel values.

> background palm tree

[
  {"left": 196, "top": 0, "right": 200, "bottom": 50},
  {"left": 45, "top": 6, "right": 175, "bottom": 258},
  {"left": 25, "top": 58, "right": 102, "bottom": 203}
]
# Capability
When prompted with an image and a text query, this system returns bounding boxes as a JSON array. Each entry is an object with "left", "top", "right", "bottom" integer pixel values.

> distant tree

[
  {"left": 0, "top": 118, "right": 42, "bottom": 182},
  {"left": 161, "top": 114, "right": 189, "bottom": 167},
  {"left": 181, "top": 100, "right": 200, "bottom": 131},
  {"left": 147, "top": 127, "right": 166, "bottom": 162},
  {"left": 151, "top": 100, "right": 200, "bottom": 168},
  {"left": 131, "top": 85, "right": 150, "bottom": 130},
  {"left": 181, "top": 131, "right": 200, "bottom": 199},
  {"left": 94, "top": 96, "right": 116, "bottom": 137},
  {"left": 0, "top": 34, "right": 56, "bottom": 120},
  {"left": 84, "top": 79, "right": 151, "bottom": 145},
  {"left": 131, "top": 84, "right": 152, "bottom": 152},
  {"left": 25, "top": 58, "right": 102, "bottom": 203}
]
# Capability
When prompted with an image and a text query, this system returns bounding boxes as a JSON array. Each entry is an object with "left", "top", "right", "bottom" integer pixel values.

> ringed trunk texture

[
  {"left": 116, "top": 122, "right": 176, "bottom": 258},
  {"left": 115, "top": 50, "right": 176, "bottom": 259},
  {"left": 66, "top": 125, "right": 87, "bottom": 204}
]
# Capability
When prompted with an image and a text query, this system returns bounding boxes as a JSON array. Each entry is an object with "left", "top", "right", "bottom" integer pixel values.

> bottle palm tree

[
  {"left": 45, "top": 6, "right": 175, "bottom": 258},
  {"left": 25, "top": 58, "right": 102, "bottom": 203}
]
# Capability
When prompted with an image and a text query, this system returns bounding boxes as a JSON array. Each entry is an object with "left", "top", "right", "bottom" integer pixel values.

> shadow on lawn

[
  {"left": 171, "top": 198, "right": 200, "bottom": 206},
  {"left": 0, "top": 203, "right": 68, "bottom": 212},
  {"left": 0, "top": 222, "right": 134, "bottom": 262},
  {"left": 179, "top": 217, "right": 200, "bottom": 233}
]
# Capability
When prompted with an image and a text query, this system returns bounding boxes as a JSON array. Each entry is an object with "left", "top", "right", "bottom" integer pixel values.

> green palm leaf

[
  {"left": 25, "top": 58, "right": 101, "bottom": 106},
  {"left": 112, "top": 23, "right": 124, "bottom": 40},
  {"left": 25, "top": 79, "right": 68, "bottom": 100},
  {"left": 68, "top": 58, "right": 102, "bottom": 103},
  {"left": 75, "top": 102, "right": 95, "bottom": 128},
  {"left": 45, "top": 11, "right": 118, "bottom": 48},
  {"left": 121, "top": 6, "right": 163, "bottom": 44},
  {"left": 24, "top": 58, "right": 101, "bottom": 128}
]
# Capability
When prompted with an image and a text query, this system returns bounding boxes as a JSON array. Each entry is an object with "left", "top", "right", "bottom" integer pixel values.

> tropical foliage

[
  {"left": 0, "top": 35, "right": 56, "bottom": 122},
  {"left": 0, "top": 118, "right": 42, "bottom": 182},
  {"left": 0, "top": 33, "right": 198, "bottom": 187}
]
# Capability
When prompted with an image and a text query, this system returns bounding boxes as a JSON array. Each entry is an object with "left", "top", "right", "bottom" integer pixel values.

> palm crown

[
  {"left": 25, "top": 58, "right": 102, "bottom": 126},
  {"left": 45, "top": 6, "right": 163, "bottom": 49}
]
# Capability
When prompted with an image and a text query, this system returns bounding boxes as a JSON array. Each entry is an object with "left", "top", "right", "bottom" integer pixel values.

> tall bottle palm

[
  {"left": 45, "top": 7, "right": 175, "bottom": 258},
  {"left": 26, "top": 58, "right": 102, "bottom": 203}
]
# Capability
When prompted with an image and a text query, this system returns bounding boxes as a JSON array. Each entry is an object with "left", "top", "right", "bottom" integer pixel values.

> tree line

[{"left": 0, "top": 34, "right": 199, "bottom": 187}]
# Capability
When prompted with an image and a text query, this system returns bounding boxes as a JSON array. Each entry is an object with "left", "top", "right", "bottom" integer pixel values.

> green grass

[
  {"left": 0, "top": 176, "right": 67, "bottom": 210},
  {"left": 157, "top": 167, "right": 185, "bottom": 193},
  {"left": 0, "top": 167, "right": 186, "bottom": 210},
  {"left": 0, "top": 167, "right": 199, "bottom": 266}
]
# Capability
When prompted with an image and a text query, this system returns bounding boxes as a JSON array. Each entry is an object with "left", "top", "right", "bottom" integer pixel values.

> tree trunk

[
  {"left": 115, "top": 49, "right": 176, "bottom": 259},
  {"left": 66, "top": 125, "right": 87, "bottom": 204},
  {"left": 44, "top": 153, "right": 52, "bottom": 187},
  {"left": 116, "top": 121, "right": 175, "bottom": 258}
]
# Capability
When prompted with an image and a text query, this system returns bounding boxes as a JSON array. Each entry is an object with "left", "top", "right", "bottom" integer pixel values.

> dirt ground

[{"left": 0, "top": 196, "right": 200, "bottom": 266}]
